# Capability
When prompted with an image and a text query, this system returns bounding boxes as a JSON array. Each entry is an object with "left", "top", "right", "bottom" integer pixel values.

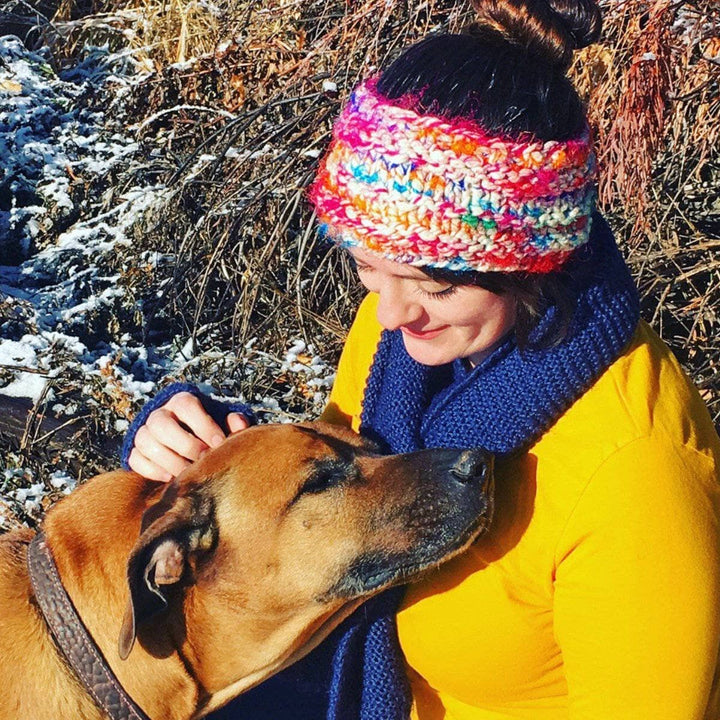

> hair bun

[{"left": 469, "top": 0, "right": 602, "bottom": 69}]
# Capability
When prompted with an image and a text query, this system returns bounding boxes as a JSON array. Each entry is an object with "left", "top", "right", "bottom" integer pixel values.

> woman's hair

[{"left": 375, "top": 0, "right": 603, "bottom": 349}]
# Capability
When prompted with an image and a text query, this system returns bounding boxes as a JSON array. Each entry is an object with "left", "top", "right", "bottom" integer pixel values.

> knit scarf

[{"left": 324, "top": 213, "right": 639, "bottom": 719}]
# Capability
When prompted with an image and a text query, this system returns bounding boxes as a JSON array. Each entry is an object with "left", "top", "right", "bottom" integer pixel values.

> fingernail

[
  {"left": 162, "top": 472, "right": 173, "bottom": 483},
  {"left": 210, "top": 434, "right": 224, "bottom": 448}
]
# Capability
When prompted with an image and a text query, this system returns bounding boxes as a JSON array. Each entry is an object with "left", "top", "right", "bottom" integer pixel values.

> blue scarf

[{"left": 209, "top": 214, "right": 639, "bottom": 720}]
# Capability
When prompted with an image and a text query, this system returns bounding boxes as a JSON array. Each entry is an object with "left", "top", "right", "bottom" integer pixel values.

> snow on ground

[{"left": 0, "top": 36, "right": 335, "bottom": 527}]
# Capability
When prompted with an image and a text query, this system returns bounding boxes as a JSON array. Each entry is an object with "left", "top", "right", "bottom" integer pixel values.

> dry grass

[
  {"left": 572, "top": 0, "right": 720, "bottom": 420},
  {"left": 1, "top": 0, "right": 718, "bottom": 502},
  {"left": 113, "top": 0, "right": 720, "bottom": 423},
  {"left": 114, "top": 0, "right": 477, "bottom": 364}
]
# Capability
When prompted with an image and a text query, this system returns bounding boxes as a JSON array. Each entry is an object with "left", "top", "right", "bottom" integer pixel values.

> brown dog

[{"left": 0, "top": 422, "right": 492, "bottom": 719}]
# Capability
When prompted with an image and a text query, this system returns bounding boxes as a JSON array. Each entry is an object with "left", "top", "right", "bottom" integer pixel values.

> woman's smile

[{"left": 400, "top": 325, "right": 449, "bottom": 340}]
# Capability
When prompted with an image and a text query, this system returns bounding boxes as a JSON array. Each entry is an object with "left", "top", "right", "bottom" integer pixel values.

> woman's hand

[{"left": 127, "top": 391, "right": 249, "bottom": 482}]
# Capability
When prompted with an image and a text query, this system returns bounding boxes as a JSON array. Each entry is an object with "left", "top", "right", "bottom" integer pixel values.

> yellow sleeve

[
  {"left": 554, "top": 435, "right": 720, "bottom": 719},
  {"left": 319, "top": 293, "right": 382, "bottom": 432}
]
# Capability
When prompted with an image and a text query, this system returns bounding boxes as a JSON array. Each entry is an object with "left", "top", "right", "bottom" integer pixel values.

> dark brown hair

[
  {"left": 375, "top": 0, "right": 602, "bottom": 349},
  {"left": 470, "top": 0, "right": 602, "bottom": 71}
]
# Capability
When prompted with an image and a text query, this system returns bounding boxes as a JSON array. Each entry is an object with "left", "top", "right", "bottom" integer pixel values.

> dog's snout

[{"left": 450, "top": 450, "right": 489, "bottom": 485}]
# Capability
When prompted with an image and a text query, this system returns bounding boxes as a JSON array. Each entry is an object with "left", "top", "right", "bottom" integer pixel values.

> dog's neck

[{"left": 43, "top": 471, "right": 202, "bottom": 720}]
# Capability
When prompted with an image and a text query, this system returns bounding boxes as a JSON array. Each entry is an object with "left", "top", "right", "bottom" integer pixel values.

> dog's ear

[{"left": 118, "top": 485, "right": 216, "bottom": 660}]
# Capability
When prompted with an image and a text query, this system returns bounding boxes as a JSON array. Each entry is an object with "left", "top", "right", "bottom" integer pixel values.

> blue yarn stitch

[{"left": 361, "top": 213, "right": 639, "bottom": 456}]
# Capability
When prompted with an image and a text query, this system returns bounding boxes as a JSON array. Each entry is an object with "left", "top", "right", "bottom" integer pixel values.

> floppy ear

[{"left": 118, "top": 486, "right": 217, "bottom": 660}]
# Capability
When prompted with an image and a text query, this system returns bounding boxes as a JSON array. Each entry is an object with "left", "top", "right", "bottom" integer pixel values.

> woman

[{"left": 122, "top": 1, "right": 720, "bottom": 717}]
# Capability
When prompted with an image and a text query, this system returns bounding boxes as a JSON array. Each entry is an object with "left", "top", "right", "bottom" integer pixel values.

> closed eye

[
  {"left": 286, "top": 459, "right": 360, "bottom": 509},
  {"left": 300, "top": 460, "right": 353, "bottom": 495},
  {"left": 417, "top": 284, "right": 458, "bottom": 299}
]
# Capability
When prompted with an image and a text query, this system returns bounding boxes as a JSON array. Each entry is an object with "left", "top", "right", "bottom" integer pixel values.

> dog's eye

[{"left": 300, "top": 461, "right": 352, "bottom": 495}]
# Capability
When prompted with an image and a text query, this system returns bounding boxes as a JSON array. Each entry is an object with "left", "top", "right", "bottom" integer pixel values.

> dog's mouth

[
  {"left": 319, "top": 494, "right": 493, "bottom": 602},
  {"left": 383, "top": 509, "right": 492, "bottom": 586}
]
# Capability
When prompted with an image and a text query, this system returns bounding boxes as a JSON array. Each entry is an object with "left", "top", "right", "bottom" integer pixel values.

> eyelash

[
  {"left": 355, "top": 264, "right": 458, "bottom": 300},
  {"left": 418, "top": 285, "right": 458, "bottom": 300}
]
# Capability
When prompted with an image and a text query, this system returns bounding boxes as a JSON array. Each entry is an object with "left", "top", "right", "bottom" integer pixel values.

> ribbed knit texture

[{"left": 327, "top": 587, "right": 410, "bottom": 720}]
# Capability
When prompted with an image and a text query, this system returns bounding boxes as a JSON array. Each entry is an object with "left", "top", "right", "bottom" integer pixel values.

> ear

[{"left": 118, "top": 487, "right": 216, "bottom": 660}]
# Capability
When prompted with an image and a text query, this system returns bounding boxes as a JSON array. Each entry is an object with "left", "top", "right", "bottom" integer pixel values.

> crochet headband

[{"left": 309, "top": 80, "right": 597, "bottom": 274}]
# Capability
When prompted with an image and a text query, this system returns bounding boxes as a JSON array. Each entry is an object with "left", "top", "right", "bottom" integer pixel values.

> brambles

[{"left": 573, "top": 0, "right": 720, "bottom": 425}]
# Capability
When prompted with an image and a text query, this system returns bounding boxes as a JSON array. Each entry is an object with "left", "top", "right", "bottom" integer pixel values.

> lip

[{"left": 400, "top": 325, "right": 448, "bottom": 340}]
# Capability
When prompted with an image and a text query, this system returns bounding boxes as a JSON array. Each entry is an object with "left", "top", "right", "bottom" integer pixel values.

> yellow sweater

[{"left": 321, "top": 293, "right": 720, "bottom": 720}]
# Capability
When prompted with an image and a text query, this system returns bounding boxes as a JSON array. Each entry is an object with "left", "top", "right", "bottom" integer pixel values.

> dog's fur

[{"left": 0, "top": 422, "right": 492, "bottom": 720}]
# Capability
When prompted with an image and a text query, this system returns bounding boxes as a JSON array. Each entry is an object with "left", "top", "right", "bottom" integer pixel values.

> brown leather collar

[{"left": 27, "top": 532, "right": 151, "bottom": 720}]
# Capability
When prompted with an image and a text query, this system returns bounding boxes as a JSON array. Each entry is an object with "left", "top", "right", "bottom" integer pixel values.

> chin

[{"left": 402, "top": 337, "right": 457, "bottom": 367}]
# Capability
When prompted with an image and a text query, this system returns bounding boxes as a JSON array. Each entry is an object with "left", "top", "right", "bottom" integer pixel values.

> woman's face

[{"left": 349, "top": 248, "right": 517, "bottom": 367}]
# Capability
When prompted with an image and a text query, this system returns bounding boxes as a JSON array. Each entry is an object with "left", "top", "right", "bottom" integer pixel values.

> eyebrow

[
  {"left": 292, "top": 426, "right": 356, "bottom": 462},
  {"left": 292, "top": 426, "right": 380, "bottom": 460}
]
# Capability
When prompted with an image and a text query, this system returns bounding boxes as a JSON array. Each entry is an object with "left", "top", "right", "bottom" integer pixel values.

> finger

[
  {"left": 165, "top": 392, "right": 226, "bottom": 448},
  {"left": 227, "top": 413, "right": 250, "bottom": 434},
  {"left": 127, "top": 448, "right": 174, "bottom": 483},
  {"left": 145, "top": 408, "right": 210, "bottom": 461},
  {"left": 134, "top": 425, "right": 193, "bottom": 478}
]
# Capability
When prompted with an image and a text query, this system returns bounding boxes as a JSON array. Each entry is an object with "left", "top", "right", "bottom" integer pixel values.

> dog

[{"left": 0, "top": 421, "right": 493, "bottom": 719}]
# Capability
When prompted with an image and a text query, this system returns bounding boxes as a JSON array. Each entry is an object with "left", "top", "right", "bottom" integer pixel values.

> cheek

[
  {"left": 453, "top": 293, "right": 516, "bottom": 336},
  {"left": 486, "top": 296, "right": 516, "bottom": 332}
]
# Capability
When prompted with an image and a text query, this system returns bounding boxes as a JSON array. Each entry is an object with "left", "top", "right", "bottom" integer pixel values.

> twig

[
  {"left": 19, "top": 381, "right": 52, "bottom": 453},
  {"left": 130, "top": 104, "right": 237, "bottom": 132}
]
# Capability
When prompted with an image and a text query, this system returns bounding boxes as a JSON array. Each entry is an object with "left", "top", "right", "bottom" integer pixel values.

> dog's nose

[{"left": 450, "top": 450, "right": 489, "bottom": 485}]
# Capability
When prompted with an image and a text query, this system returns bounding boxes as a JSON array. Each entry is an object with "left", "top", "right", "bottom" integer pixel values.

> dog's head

[{"left": 118, "top": 422, "right": 493, "bottom": 703}]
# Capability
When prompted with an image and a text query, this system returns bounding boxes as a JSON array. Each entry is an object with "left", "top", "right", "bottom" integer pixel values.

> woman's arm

[
  {"left": 554, "top": 435, "right": 720, "bottom": 718},
  {"left": 319, "top": 293, "right": 382, "bottom": 431}
]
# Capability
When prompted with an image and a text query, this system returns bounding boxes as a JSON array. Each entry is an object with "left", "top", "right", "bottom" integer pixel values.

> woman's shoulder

[
  {"left": 351, "top": 292, "right": 380, "bottom": 329},
  {"left": 599, "top": 320, "right": 717, "bottom": 455},
  {"left": 320, "top": 294, "right": 382, "bottom": 431},
  {"left": 532, "top": 320, "right": 720, "bottom": 500},
  {"left": 344, "top": 292, "right": 383, "bottom": 371},
  {"left": 554, "top": 321, "right": 717, "bottom": 448}
]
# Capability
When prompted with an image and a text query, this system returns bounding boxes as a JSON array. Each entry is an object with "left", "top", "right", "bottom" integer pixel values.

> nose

[
  {"left": 375, "top": 282, "right": 423, "bottom": 331},
  {"left": 450, "top": 449, "right": 492, "bottom": 486}
]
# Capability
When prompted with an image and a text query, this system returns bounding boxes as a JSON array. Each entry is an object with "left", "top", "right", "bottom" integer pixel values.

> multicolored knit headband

[{"left": 309, "top": 79, "right": 597, "bottom": 274}]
